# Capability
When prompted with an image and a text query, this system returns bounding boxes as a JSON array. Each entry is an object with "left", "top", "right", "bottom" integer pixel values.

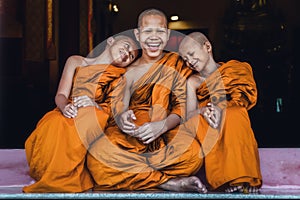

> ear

[
  {"left": 166, "top": 29, "right": 171, "bottom": 41},
  {"left": 204, "top": 41, "right": 212, "bottom": 52},
  {"left": 107, "top": 36, "right": 115, "bottom": 46},
  {"left": 134, "top": 28, "right": 140, "bottom": 42}
]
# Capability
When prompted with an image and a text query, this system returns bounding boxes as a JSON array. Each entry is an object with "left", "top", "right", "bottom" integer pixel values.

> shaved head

[
  {"left": 180, "top": 32, "right": 209, "bottom": 48},
  {"left": 137, "top": 8, "right": 167, "bottom": 28}
]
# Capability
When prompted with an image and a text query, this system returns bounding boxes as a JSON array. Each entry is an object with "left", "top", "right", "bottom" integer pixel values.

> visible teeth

[{"left": 148, "top": 44, "right": 159, "bottom": 47}]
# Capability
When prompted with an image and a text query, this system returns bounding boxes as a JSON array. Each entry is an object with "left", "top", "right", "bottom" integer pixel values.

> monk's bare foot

[
  {"left": 243, "top": 186, "right": 260, "bottom": 194},
  {"left": 225, "top": 185, "right": 243, "bottom": 193},
  {"left": 159, "top": 176, "right": 207, "bottom": 193},
  {"left": 225, "top": 184, "right": 260, "bottom": 194}
]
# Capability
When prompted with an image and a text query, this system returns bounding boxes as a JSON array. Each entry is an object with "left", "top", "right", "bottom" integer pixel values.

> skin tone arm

[
  {"left": 116, "top": 71, "right": 137, "bottom": 132},
  {"left": 55, "top": 55, "right": 83, "bottom": 118},
  {"left": 117, "top": 66, "right": 181, "bottom": 144},
  {"left": 118, "top": 109, "right": 181, "bottom": 144},
  {"left": 186, "top": 75, "right": 200, "bottom": 119},
  {"left": 186, "top": 75, "right": 221, "bottom": 128},
  {"left": 55, "top": 55, "right": 99, "bottom": 118},
  {"left": 134, "top": 113, "right": 180, "bottom": 144}
]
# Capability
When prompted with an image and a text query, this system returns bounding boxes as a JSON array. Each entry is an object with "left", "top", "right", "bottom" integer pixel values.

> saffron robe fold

[
  {"left": 184, "top": 60, "right": 262, "bottom": 190},
  {"left": 87, "top": 52, "right": 201, "bottom": 190},
  {"left": 23, "top": 64, "right": 126, "bottom": 193}
]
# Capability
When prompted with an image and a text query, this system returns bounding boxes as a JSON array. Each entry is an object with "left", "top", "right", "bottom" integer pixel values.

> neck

[
  {"left": 201, "top": 61, "right": 220, "bottom": 78},
  {"left": 94, "top": 50, "right": 112, "bottom": 64},
  {"left": 138, "top": 52, "right": 165, "bottom": 65}
]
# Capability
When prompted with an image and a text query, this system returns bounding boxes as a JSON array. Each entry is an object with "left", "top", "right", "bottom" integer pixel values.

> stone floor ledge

[{"left": 0, "top": 148, "right": 299, "bottom": 199}]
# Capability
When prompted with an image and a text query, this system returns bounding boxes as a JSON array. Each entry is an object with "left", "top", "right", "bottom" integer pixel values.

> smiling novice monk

[
  {"left": 87, "top": 9, "right": 208, "bottom": 193},
  {"left": 179, "top": 32, "right": 262, "bottom": 193},
  {"left": 23, "top": 35, "right": 138, "bottom": 193}
]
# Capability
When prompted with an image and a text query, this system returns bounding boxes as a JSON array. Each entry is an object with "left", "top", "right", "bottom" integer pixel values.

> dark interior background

[{"left": 1, "top": 0, "right": 300, "bottom": 148}]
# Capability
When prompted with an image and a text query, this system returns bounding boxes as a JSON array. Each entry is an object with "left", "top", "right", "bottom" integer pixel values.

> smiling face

[
  {"left": 109, "top": 37, "right": 138, "bottom": 67},
  {"left": 134, "top": 14, "right": 170, "bottom": 60},
  {"left": 179, "top": 36, "right": 210, "bottom": 73}
]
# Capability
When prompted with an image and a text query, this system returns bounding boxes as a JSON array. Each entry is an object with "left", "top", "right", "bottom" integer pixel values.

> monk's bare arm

[
  {"left": 186, "top": 75, "right": 200, "bottom": 119},
  {"left": 116, "top": 70, "right": 137, "bottom": 133},
  {"left": 55, "top": 55, "right": 84, "bottom": 117},
  {"left": 186, "top": 75, "right": 221, "bottom": 128},
  {"left": 134, "top": 113, "right": 180, "bottom": 144},
  {"left": 161, "top": 113, "right": 181, "bottom": 132}
]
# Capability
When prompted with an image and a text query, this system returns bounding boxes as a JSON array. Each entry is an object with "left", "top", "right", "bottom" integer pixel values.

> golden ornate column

[
  {"left": 46, "top": 0, "right": 55, "bottom": 60},
  {"left": 88, "top": 0, "right": 93, "bottom": 53}
]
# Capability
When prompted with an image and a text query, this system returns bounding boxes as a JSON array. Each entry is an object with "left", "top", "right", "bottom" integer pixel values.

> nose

[
  {"left": 121, "top": 49, "right": 129, "bottom": 61},
  {"left": 184, "top": 56, "right": 192, "bottom": 66},
  {"left": 149, "top": 30, "right": 161, "bottom": 38},
  {"left": 149, "top": 33, "right": 158, "bottom": 39},
  {"left": 124, "top": 49, "right": 129, "bottom": 56},
  {"left": 122, "top": 54, "right": 129, "bottom": 62}
]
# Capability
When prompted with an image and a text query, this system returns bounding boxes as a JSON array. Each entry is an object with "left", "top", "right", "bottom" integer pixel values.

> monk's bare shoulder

[
  {"left": 82, "top": 56, "right": 98, "bottom": 66},
  {"left": 63, "top": 55, "right": 86, "bottom": 72},
  {"left": 125, "top": 60, "right": 152, "bottom": 83},
  {"left": 187, "top": 74, "right": 205, "bottom": 90},
  {"left": 126, "top": 61, "right": 139, "bottom": 72}
]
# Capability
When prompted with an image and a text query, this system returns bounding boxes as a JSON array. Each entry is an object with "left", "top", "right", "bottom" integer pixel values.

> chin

[{"left": 146, "top": 50, "right": 162, "bottom": 58}]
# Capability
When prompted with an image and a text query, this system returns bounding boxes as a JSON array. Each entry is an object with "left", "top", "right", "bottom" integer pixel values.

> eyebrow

[
  {"left": 140, "top": 27, "right": 167, "bottom": 30},
  {"left": 122, "top": 41, "right": 131, "bottom": 46}
]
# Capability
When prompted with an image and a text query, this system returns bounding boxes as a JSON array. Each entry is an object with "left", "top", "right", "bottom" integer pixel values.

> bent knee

[{"left": 182, "top": 140, "right": 203, "bottom": 173}]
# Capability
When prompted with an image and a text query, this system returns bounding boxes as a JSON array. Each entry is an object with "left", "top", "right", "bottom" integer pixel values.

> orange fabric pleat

[{"left": 23, "top": 107, "right": 108, "bottom": 193}]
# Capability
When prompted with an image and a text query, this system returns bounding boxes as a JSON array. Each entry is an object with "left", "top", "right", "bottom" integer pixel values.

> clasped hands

[
  {"left": 118, "top": 110, "right": 164, "bottom": 144},
  {"left": 199, "top": 103, "right": 222, "bottom": 129},
  {"left": 62, "top": 95, "right": 101, "bottom": 118}
]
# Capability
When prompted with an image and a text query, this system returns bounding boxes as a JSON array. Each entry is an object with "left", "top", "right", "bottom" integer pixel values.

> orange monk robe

[
  {"left": 23, "top": 64, "right": 126, "bottom": 193},
  {"left": 184, "top": 60, "right": 262, "bottom": 190},
  {"left": 87, "top": 52, "right": 202, "bottom": 190}
]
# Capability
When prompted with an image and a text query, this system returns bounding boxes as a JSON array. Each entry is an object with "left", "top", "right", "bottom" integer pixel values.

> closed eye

[
  {"left": 130, "top": 53, "right": 135, "bottom": 60},
  {"left": 187, "top": 52, "right": 194, "bottom": 57},
  {"left": 124, "top": 43, "right": 130, "bottom": 50}
]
